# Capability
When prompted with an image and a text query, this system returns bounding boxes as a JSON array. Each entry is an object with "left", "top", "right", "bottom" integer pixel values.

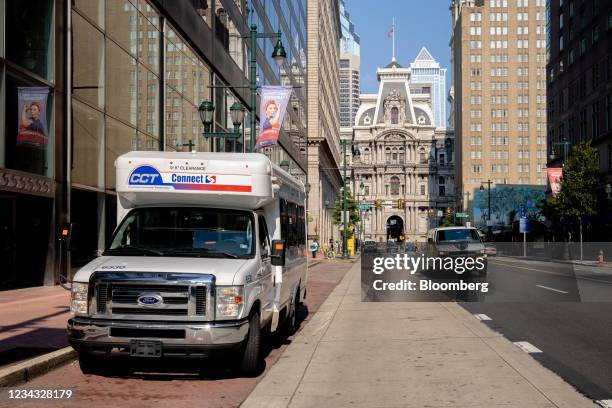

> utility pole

[{"left": 342, "top": 140, "right": 348, "bottom": 259}]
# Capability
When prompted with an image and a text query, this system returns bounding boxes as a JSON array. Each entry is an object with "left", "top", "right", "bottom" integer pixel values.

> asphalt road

[
  {"left": 462, "top": 256, "right": 612, "bottom": 402},
  {"left": 0, "top": 260, "right": 353, "bottom": 408}
]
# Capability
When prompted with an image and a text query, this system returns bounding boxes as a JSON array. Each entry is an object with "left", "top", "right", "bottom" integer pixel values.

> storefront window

[
  {"left": 74, "top": 0, "right": 104, "bottom": 29},
  {"left": 73, "top": 12, "right": 105, "bottom": 109},
  {"left": 106, "top": 40, "right": 137, "bottom": 126},
  {"left": 106, "top": 0, "right": 137, "bottom": 55},
  {"left": 4, "top": 73, "right": 53, "bottom": 177},
  {"left": 137, "top": 64, "right": 159, "bottom": 137},
  {"left": 105, "top": 117, "right": 136, "bottom": 190},
  {"left": 72, "top": 100, "right": 104, "bottom": 189},
  {"left": 6, "top": 0, "right": 55, "bottom": 81}
]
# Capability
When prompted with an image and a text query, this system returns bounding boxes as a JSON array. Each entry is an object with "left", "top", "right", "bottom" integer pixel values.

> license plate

[{"left": 129, "top": 340, "right": 162, "bottom": 358}]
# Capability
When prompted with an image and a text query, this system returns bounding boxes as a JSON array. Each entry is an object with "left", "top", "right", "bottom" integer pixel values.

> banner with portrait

[
  {"left": 547, "top": 168, "right": 563, "bottom": 198},
  {"left": 255, "top": 86, "right": 292, "bottom": 150},
  {"left": 17, "top": 87, "right": 49, "bottom": 147}
]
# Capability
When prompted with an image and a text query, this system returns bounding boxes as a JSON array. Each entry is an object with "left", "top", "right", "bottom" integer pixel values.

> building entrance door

[{"left": 386, "top": 215, "right": 404, "bottom": 241}]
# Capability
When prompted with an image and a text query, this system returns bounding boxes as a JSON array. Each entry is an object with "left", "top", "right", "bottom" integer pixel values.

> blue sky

[{"left": 346, "top": 1, "right": 453, "bottom": 94}]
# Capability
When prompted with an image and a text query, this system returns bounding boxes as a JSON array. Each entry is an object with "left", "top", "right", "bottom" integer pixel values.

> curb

[{"left": 0, "top": 347, "right": 76, "bottom": 388}]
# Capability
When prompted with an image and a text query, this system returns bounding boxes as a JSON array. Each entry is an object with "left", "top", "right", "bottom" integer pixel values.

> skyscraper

[
  {"left": 410, "top": 47, "right": 448, "bottom": 128},
  {"left": 307, "top": 0, "right": 343, "bottom": 246},
  {"left": 339, "top": 0, "right": 361, "bottom": 128},
  {"left": 450, "top": 0, "right": 548, "bottom": 212}
]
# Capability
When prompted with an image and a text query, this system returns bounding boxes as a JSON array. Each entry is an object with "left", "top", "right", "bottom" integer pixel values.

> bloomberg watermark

[{"left": 361, "top": 253, "right": 489, "bottom": 302}]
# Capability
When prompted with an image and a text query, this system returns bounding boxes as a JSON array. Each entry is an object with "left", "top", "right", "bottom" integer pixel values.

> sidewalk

[
  {"left": 242, "top": 262, "right": 596, "bottom": 408},
  {"left": 0, "top": 286, "right": 70, "bottom": 369}
]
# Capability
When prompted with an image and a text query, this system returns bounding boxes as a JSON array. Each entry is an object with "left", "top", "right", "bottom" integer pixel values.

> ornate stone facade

[{"left": 343, "top": 58, "right": 456, "bottom": 242}]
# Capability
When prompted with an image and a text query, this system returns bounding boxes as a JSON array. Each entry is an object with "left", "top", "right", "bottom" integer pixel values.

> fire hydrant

[{"left": 598, "top": 250, "right": 604, "bottom": 263}]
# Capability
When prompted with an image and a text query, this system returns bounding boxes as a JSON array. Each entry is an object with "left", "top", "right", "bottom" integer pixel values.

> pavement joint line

[
  {"left": 513, "top": 341, "right": 543, "bottom": 354},
  {"left": 474, "top": 313, "right": 492, "bottom": 321},
  {"left": 0, "top": 347, "right": 76, "bottom": 388},
  {"left": 536, "top": 284, "right": 569, "bottom": 294},
  {"left": 596, "top": 400, "right": 612, "bottom": 408},
  {"left": 285, "top": 261, "right": 359, "bottom": 408}
]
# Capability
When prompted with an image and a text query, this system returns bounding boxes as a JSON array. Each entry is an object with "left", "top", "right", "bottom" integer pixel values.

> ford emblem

[{"left": 137, "top": 293, "right": 163, "bottom": 306}]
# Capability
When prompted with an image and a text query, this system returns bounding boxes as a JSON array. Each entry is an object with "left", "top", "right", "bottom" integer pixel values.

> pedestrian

[{"left": 310, "top": 240, "right": 319, "bottom": 259}]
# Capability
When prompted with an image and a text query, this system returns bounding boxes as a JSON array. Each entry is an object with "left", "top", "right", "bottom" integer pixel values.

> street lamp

[
  {"left": 244, "top": 25, "right": 287, "bottom": 152},
  {"left": 479, "top": 179, "right": 493, "bottom": 238},
  {"left": 279, "top": 160, "right": 290, "bottom": 172},
  {"left": 199, "top": 100, "right": 245, "bottom": 152},
  {"left": 549, "top": 140, "right": 570, "bottom": 167}
]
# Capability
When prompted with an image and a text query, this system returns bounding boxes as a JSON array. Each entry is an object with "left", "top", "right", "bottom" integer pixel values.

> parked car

[{"left": 363, "top": 239, "right": 377, "bottom": 254}]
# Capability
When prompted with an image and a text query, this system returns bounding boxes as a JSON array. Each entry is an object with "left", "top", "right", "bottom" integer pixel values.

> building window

[
  {"left": 390, "top": 176, "right": 400, "bottom": 196},
  {"left": 420, "top": 184, "right": 426, "bottom": 196}
]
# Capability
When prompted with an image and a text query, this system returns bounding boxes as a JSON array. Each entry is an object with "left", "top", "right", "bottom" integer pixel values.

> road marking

[
  {"left": 474, "top": 313, "right": 492, "bottom": 321},
  {"left": 490, "top": 259, "right": 612, "bottom": 285},
  {"left": 535, "top": 284, "right": 569, "bottom": 294},
  {"left": 513, "top": 341, "right": 543, "bottom": 354},
  {"left": 596, "top": 400, "right": 612, "bottom": 408}
]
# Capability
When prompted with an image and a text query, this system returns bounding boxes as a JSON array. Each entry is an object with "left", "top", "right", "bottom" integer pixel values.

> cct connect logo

[{"left": 128, "top": 165, "right": 164, "bottom": 186}]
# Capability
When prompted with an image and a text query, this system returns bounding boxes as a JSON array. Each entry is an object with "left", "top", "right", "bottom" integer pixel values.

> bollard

[{"left": 598, "top": 250, "right": 604, "bottom": 263}]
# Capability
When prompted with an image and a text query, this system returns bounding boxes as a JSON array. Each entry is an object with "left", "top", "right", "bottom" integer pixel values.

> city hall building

[
  {"left": 0, "top": 0, "right": 308, "bottom": 289},
  {"left": 344, "top": 53, "right": 456, "bottom": 243}
]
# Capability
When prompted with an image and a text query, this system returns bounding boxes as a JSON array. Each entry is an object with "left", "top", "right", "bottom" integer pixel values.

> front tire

[{"left": 239, "top": 311, "right": 261, "bottom": 374}]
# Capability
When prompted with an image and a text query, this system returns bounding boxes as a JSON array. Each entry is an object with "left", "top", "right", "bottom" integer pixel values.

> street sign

[
  {"left": 519, "top": 204, "right": 526, "bottom": 219},
  {"left": 455, "top": 212, "right": 469, "bottom": 218},
  {"left": 359, "top": 204, "right": 370, "bottom": 211},
  {"left": 519, "top": 218, "right": 530, "bottom": 233}
]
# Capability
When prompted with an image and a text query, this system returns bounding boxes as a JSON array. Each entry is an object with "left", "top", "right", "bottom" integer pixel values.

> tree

[
  {"left": 538, "top": 141, "right": 599, "bottom": 257},
  {"left": 332, "top": 188, "right": 360, "bottom": 239}
]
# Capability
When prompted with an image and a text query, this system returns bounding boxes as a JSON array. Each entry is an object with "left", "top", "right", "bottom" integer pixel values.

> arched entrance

[{"left": 386, "top": 216, "right": 404, "bottom": 242}]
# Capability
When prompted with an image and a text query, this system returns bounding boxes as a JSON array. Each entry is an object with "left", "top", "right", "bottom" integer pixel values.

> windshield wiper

[
  {"left": 164, "top": 248, "right": 240, "bottom": 259},
  {"left": 103, "top": 246, "right": 164, "bottom": 256}
]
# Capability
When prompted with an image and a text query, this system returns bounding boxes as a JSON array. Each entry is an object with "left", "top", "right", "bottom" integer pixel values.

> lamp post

[
  {"left": 199, "top": 100, "right": 246, "bottom": 152},
  {"left": 243, "top": 25, "right": 286, "bottom": 152},
  {"left": 549, "top": 140, "right": 570, "bottom": 167},
  {"left": 479, "top": 180, "right": 493, "bottom": 238}
]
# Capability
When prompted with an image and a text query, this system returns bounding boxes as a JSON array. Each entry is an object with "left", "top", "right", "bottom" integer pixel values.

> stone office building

[{"left": 343, "top": 56, "right": 456, "bottom": 243}]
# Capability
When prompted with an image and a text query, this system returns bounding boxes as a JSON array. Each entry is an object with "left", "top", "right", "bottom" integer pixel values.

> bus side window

[{"left": 258, "top": 215, "right": 270, "bottom": 258}]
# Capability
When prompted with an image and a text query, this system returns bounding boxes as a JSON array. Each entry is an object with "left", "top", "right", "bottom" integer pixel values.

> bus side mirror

[{"left": 271, "top": 240, "right": 286, "bottom": 266}]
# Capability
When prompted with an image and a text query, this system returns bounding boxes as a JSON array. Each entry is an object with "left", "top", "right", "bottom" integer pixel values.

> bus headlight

[
  {"left": 70, "top": 282, "right": 89, "bottom": 315},
  {"left": 216, "top": 286, "right": 244, "bottom": 319}
]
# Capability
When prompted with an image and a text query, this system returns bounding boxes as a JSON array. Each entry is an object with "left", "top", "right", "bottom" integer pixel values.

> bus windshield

[
  {"left": 436, "top": 229, "right": 481, "bottom": 243},
  {"left": 105, "top": 207, "right": 254, "bottom": 258}
]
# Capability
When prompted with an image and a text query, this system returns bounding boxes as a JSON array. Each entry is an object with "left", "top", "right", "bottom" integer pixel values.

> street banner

[
  {"left": 255, "top": 86, "right": 292, "bottom": 150},
  {"left": 17, "top": 87, "right": 49, "bottom": 147},
  {"left": 547, "top": 168, "right": 563, "bottom": 198}
]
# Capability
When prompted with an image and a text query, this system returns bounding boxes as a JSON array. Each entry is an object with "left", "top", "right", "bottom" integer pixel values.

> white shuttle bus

[{"left": 67, "top": 152, "right": 307, "bottom": 374}]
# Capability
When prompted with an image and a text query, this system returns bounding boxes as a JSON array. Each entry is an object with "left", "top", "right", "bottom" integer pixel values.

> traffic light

[
  {"left": 397, "top": 198, "right": 405, "bottom": 209},
  {"left": 375, "top": 199, "right": 383, "bottom": 209},
  {"left": 446, "top": 208, "right": 454, "bottom": 216}
]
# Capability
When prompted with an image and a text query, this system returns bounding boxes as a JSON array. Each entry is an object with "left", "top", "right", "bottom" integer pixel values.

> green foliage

[
  {"left": 538, "top": 141, "right": 599, "bottom": 223},
  {"left": 332, "top": 189, "right": 360, "bottom": 238},
  {"left": 559, "top": 141, "right": 599, "bottom": 219}
]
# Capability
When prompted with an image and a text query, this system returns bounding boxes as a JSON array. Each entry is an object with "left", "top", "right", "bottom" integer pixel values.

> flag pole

[{"left": 392, "top": 17, "right": 396, "bottom": 62}]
